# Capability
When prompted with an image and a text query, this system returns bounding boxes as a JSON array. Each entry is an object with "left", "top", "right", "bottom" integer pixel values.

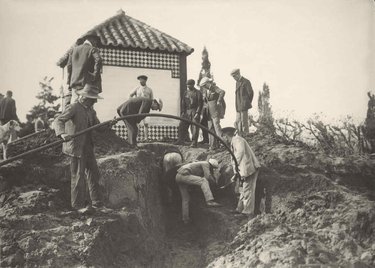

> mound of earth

[{"left": 1, "top": 131, "right": 374, "bottom": 267}]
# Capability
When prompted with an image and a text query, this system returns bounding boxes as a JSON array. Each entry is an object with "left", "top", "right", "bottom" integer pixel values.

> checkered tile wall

[
  {"left": 100, "top": 48, "right": 180, "bottom": 78},
  {"left": 112, "top": 124, "right": 178, "bottom": 141}
]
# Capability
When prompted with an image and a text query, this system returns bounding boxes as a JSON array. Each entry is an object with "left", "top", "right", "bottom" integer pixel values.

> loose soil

[{"left": 1, "top": 132, "right": 374, "bottom": 267}]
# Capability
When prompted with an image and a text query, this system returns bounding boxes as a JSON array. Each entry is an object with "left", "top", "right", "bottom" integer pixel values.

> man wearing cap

[
  {"left": 129, "top": 75, "right": 154, "bottom": 141},
  {"left": 199, "top": 77, "right": 226, "bottom": 150},
  {"left": 221, "top": 127, "right": 261, "bottom": 217},
  {"left": 54, "top": 84, "right": 104, "bottom": 211},
  {"left": 66, "top": 33, "right": 102, "bottom": 106},
  {"left": 175, "top": 159, "right": 222, "bottom": 224},
  {"left": 117, "top": 97, "right": 162, "bottom": 147},
  {"left": 230, "top": 69, "right": 254, "bottom": 136},
  {"left": 175, "top": 79, "right": 203, "bottom": 147}
]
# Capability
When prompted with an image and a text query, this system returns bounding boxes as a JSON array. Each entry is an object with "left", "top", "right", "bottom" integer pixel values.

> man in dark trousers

[
  {"left": 117, "top": 97, "right": 162, "bottom": 147},
  {"left": 66, "top": 33, "right": 102, "bottom": 106},
  {"left": 54, "top": 84, "right": 104, "bottom": 212},
  {"left": 175, "top": 79, "right": 203, "bottom": 147},
  {"left": 230, "top": 69, "right": 254, "bottom": 136},
  {"left": 0, "top": 90, "right": 19, "bottom": 126},
  {"left": 199, "top": 77, "right": 225, "bottom": 150}
]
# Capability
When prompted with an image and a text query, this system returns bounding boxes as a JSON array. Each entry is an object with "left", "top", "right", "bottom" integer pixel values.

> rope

[{"left": 0, "top": 113, "right": 240, "bottom": 174}]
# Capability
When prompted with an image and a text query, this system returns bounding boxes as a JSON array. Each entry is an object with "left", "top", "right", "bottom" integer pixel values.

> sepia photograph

[{"left": 0, "top": 0, "right": 374, "bottom": 267}]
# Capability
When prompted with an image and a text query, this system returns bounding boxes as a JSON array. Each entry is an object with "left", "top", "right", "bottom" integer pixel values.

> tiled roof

[{"left": 57, "top": 10, "right": 194, "bottom": 67}]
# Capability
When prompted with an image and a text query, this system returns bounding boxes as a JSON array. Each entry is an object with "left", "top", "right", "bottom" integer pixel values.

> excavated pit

[{"left": 0, "top": 142, "right": 243, "bottom": 268}]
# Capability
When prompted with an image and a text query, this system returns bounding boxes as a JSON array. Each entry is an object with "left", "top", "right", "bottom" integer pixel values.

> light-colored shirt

[
  {"left": 231, "top": 135, "right": 261, "bottom": 177},
  {"left": 177, "top": 161, "right": 215, "bottom": 182},
  {"left": 129, "top": 85, "right": 153, "bottom": 100}
]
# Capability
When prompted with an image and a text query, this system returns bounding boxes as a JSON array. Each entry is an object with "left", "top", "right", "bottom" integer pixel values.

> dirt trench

[{"left": 0, "top": 142, "right": 242, "bottom": 268}]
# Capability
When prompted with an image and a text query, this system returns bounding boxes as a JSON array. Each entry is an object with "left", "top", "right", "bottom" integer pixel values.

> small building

[{"left": 57, "top": 9, "right": 194, "bottom": 140}]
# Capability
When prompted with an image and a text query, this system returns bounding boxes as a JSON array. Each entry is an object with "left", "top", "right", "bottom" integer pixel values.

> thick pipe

[{"left": 0, "top": 113, "right": 240, "bottom": 175}]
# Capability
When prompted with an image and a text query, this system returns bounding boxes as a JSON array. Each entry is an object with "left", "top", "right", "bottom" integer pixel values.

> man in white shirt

[
  {"left": 221, "top": 127, "right": 261, "bottom": 217},
  {"left": 129, "top": 75, "right": 154, "bottom": 141}
]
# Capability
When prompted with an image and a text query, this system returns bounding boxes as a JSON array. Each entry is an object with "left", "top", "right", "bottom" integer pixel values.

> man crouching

[
  {"left": 54, "top": 84, "right": 103, "bottom": 212},
  {"left": 175, "top": 159, "right": 222, "bottom": 224}
]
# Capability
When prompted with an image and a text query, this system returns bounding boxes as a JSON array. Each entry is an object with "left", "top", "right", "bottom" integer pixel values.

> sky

[{"left": 0, "top": 0, "right": 373, "bottom": 126}]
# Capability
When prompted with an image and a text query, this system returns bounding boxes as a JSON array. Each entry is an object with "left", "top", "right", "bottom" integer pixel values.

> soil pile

[{"left": 1, "top": 131, "right": 374, "bottom": 267}]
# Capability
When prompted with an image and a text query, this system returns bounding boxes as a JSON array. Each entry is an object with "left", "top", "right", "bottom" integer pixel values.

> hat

[
  {"left": 230, "top": 68, "right": 240, "bottom": 75},
  {"left": 222, "top": 127, "right": 237, "bottom": 136},
  {"left": 137, "top": 75, "right": 148, "bottom": 81},
  {"left": 208, "top": 158, "right": 219, "bottom": 169},
  {"left": 82, "top": 33, "right": 101, "bottom": 43},
  {"left": 153, "top": 98, "right": 163, "bottom": 111},
  {"left": 186, "top": 79, "right": 195, "bottom": 86},
  {"left": 199, "top": 77, "right": 213, "bottom": 87},
  {"left": 77, "top": 84, "right": 103, "bottom": 99}
]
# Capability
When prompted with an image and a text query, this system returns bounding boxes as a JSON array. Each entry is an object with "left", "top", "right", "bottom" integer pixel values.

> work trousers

[
  {"left": 200, "top": 108, "right": 209, "bottom": 143},
  {"left": 124, "top": 120, "right": 138, "bottom": 145},
  {"left": 235, "top": 110, "right": 249, "bottom": 136},
  {"left": 70, "top": 147, "right": 101, "bottom": 209},
  {"left": 175, "top": 173, "right": 214, "bottom": 222},
  {"left": 236, "top": 170, "right": 259, "bottom": 215},
  {"left": 208, "top": 116, "right": 222, "bottom": 149},
  {"left": 178, "top": 110, "right": 199, "bottom": 144}
]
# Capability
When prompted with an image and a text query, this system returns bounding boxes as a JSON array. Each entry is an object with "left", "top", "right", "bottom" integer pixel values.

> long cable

[{"left": 0, "top": 113, "right": 240, "bottom": 174}]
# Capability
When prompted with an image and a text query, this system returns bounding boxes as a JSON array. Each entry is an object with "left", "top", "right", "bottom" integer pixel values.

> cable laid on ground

[{"left": 0, "top": 113, "right": 240, "bottom": 174}]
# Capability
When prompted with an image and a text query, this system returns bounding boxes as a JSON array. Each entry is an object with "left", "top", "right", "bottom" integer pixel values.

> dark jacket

[
  {"left": 54, "top": 102, "right": 100, "bottom": 157},
  {"left": 0, "top": 97, "right": 18, "bottom": 123},
  {"left": 117, "top": 97, "right": 152, "bottom": 125},
  {"left": 204, "top": 84, "right": 225, "bottom": 119},
  {"left": 235, "top": 77, "right": 253, "bottom": 112},
  {"left": 67, "top": 43, "right": 102, "bottom": 92},
  {"left": 181, "top": 88, "right": 203, "bottom": 116}
]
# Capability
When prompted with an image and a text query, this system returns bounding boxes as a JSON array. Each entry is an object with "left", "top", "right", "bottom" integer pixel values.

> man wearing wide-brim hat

[
  {"left": 54, "top": 84, "right": 104, "bottom": 212},
  {"left": 66, "top": 32, "right": 103, "bottom": 107}
]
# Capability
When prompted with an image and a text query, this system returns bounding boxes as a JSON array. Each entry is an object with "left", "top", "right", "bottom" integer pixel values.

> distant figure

[
  {"left": 230, "top": 69, "right": 254, "bottom": 136},
  {"left": 175, "top": 79, "right": 203, "bottom": 147},
  {"left": 199, "top": 77, "right": 225, "bottom": 150},
  {"left": 117, "top": 97, "right": 162, "bottom": 147},
  {"left": 34, "top": 115, "right": 45, "bottom": 132},
  {"left": 18, "top": 114, "right": 34, "bottom": 138},
  {"left": 129, "top": 75, "right": 154, "bottom": 141},
  {"left": 66, "top": 33, "right": 102, "bottom": 107},
  {"left": 54, "top": 84, "right": 104, "bottom": 211},
  {"left": 175, "top": 159, "right": 222, "bottom": 224},
  {"left": 221, "top": 127, "right": 261, "bottom": 217},
  {"left": 0, "top": 93, "right": 4, "bottom": 103},
  {"left": 0, "top": 91, "right": 19, "bottom": 142}
]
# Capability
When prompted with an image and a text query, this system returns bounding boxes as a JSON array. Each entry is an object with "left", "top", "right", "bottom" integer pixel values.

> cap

[
  {"left": 137, "top": 75, "right": 148, "bottom": 81},
  {"left": 208, "top": 158, "right": 219, "bottom": 169},
  {"left": 186, "top": 79, "right": 195, "bottom": 86},
  {"left": 222, "top": 127, "right": 237, "bottom": 136},
  {"left": 230, "top": 68, "right": 240, "bottom": 76}
]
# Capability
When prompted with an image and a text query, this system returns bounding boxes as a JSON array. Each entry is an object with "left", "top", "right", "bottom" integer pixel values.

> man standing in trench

[
  {"left": 230, "top": 69, "right": 254, "bottom": 136},
  {"left": 54, "top": 84, "right": 104, "bottom": 212},
  {"left": 221, "top": 127, "right": 261, "bottom": 217},
  {"left": 175, "top": 158, "right": 222, "bottom": 224},
  {"left": 117, "top": 97, "right": 162, "bottom": 147}
]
